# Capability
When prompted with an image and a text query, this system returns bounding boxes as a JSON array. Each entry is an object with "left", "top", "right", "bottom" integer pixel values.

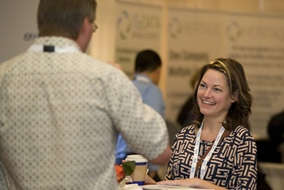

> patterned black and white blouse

[{"left": 165, "top": 125, "right": 257, "bottom": 190}]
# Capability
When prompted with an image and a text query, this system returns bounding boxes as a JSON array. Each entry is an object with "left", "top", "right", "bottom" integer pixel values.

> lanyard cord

[{"left": 190, "top": 121, "right": 225, "bottom": 179}]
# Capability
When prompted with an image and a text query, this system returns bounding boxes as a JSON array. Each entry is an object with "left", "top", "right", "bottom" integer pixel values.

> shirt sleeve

[
  {"left": 103, "top": 68, "right": 169, "bottom": 161},
  {"left": 165, "top": 127, "right": 187, "bottom": 180},
  {"left": 165, "top": 142, "right": 175, "bottom": 180}
]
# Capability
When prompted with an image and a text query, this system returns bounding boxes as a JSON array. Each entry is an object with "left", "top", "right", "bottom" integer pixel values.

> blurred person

[
  {"left": 0, "top": 0, "right": 171, "bottom": 189},
  {"left": 116, "top": 49, "right": 165, "bottom": 181},
  {"left": 158, "top": 58, "right": 257, "bottom": 189},
  {"left": 267, "top": 110, "right": 284, "bottom": 162},
  {"left": 177, "top": 67, "right": 202, "bottom": 127}
]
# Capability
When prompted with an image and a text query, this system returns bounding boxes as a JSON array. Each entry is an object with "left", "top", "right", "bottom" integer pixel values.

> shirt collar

[{"left": 134, "top": 74, "right": 152, "bottom": 84}]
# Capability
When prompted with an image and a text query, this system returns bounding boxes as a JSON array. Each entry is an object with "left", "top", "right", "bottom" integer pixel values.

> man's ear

[
  {"left": 155, "top": 66, "right": 161, "bottom": 75},
  {"left": 231, "top": 90, "right": 239, "bottom": 103},
  {"left": 76, "top": 17, "right": 92, "bottom": 52},
  {"left": 78, "top": 17, "right": 91, "bottom": 37}
]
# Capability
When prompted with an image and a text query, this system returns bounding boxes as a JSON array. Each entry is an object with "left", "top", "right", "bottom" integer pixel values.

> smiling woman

[
  {"left": 193, "top": 58, "right": 252, "bottom": 132},
  {"left": 197, "top": 69, "right": 237, "bottom": 125},
  {"left": 158, "top": 58, "right": 257, "bottom": 190}
]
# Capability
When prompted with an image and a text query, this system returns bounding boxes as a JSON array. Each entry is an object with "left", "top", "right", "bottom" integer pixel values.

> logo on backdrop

[
  {"left": 117, "top": 10, "right": 161, "bottom": 41},
  {"left": 169, "top": 17, "right": 182, "bottom": 40},
  {"left": 226, "top": 21, "right": 242, "bottom": 42},
  {"left": 117, "top": 10, "right": 132, "bottom": 40},
  {"left": 24, "top": 33, "right": 38, "bottom": 41}
]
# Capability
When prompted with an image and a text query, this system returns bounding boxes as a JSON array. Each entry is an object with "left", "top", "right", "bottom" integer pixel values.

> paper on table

[
  {"left": 141, "top": 185, "right": 213, "bottom": 190},
  {"left": 124, "top": 184, "right": 143, "bottom": 190}
]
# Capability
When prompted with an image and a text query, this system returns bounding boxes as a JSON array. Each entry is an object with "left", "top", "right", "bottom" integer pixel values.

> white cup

[{"left": 125, "top": 154, "right": 148, "bottom": 185}]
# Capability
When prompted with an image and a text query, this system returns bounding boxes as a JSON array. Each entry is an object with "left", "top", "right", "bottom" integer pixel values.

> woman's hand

[{"left": 157, "top": 178, "right": 201, "bottom": 187}]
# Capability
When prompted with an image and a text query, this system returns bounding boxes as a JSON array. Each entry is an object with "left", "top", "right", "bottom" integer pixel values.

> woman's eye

[
  {"left": 200, "top": 83, "right": 206, "bottom": 88},
  {"left": 214, "top": 88, "right": 222, "bottom": 92}
]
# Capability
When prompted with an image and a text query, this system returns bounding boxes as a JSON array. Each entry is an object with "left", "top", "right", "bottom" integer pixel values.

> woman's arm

[
  {"left": 158, "top": 178, "right": 228, "bottom": 190},
  {"left": 232, "top": 131, "right": 257, "bottom": 189}
]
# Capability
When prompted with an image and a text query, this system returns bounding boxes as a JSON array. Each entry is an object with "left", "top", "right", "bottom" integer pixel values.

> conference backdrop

[
  {"left": 1, "top": 1, "right": 283, "bottom": 138},
  {"left": 0, "top": 0, "right": 39, "bottom": 63},
  {"left": 115, "top": 1, "right": 162, "bottom": 79},
  {"left": 166, "top": 7, "right": 284, "bottom": 138}
]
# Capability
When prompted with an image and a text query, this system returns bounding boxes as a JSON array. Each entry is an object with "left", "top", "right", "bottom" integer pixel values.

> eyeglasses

[{"left": 92, "top": 23, "right": 98, "bottom": 32}]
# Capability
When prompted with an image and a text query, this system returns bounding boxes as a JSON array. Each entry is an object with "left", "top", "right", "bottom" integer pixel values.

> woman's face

[{"left": 197, "top": 69, "right": 235, "bottom": 120}]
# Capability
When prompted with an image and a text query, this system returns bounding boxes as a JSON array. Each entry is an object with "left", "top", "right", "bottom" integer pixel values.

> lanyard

[
  {"left": 190, "top": 121, "right": 225, "bottom": 179},
  {"left": 28, "top": 44, "right": 80, "bottom": 53}
]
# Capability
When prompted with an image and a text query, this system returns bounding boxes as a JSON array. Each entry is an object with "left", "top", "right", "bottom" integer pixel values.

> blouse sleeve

[
  {"left": 233, "top": 131, "right": 257, "bottom": 190},
  {"left": 165, "top": 126, "right": 190, "bottom": 180},
  {"left": 165, "top": 134, "right": 177, "bottom": 180}
]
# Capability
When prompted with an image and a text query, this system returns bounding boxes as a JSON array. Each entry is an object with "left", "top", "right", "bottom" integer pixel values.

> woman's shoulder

[
  {"left": 176, "top": 125, "right": 196, "bottom": 137},
  {"left": 172, "top": 125, "right": 197, "bottom": 146},
  {"left": 230, "top": 126, "right": 255, "bottom": 141},
  {"left": 229, "top": 126, "right": 257, "bottom": 155}
]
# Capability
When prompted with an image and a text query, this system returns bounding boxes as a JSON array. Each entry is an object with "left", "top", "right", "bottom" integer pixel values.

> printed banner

[
  {"left": 224, "top": 13, "right": 284, "bottom": 137},
  {"left": 166, "top": 8, "right": 284, "bottom": 138},
  {"left": 166, "top": 8, "right": 224, "bottom": 124},
  {"left": 115, "top": 2, "right": 162, "bottom": 79}
]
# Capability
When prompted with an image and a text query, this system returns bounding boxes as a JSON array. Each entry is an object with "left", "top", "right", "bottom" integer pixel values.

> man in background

[
  {"left": 116, "top": 49, "right": 166, "bottom": 181},
  {"left": 0, "top": 1, "right": 171, "bottom": 189}
]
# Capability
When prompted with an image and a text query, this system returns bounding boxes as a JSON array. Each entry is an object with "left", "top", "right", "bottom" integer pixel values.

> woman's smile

[{"left": 201, "top": 99, "right": 216, "bottom": 105}]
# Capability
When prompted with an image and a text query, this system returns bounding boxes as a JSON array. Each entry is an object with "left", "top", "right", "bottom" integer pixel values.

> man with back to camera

[
  {"left": 0, "top": 0, "right": 171, "bottom": 189},
  {"left": 116, "top": 49, "right": 166, "bottom": 181}
]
